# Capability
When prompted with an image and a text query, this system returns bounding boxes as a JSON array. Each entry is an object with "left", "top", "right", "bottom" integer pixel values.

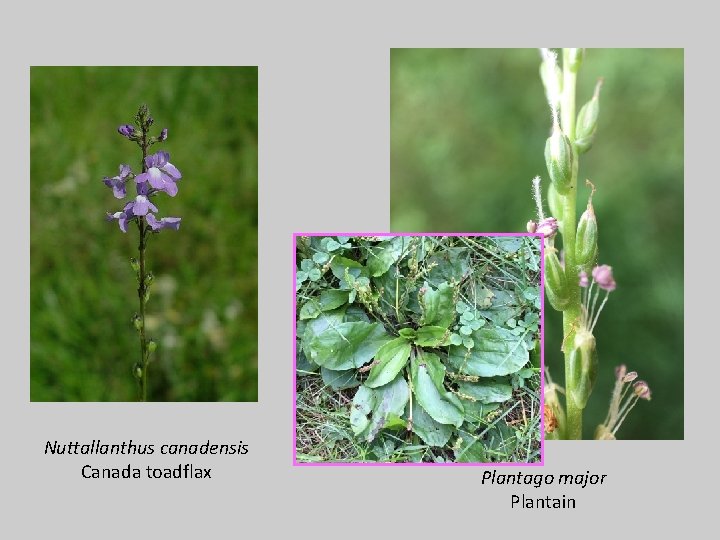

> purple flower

[
  {"left": 118, "top": 124, "right": 135, "bottom": 138},
  {"left": 146, "top": 214, "right": 181, "bottom": 231},
  {"left": 592, "top": 264, "right": 616, "bottom": 291},
  {"left": 158, "top": 128, "right": 168, "bottom": 141},
  {"left": 131, "top": 195, "right": 158, "bottom": 216},
  {"left": 106, "top": 202, "right": 135, "bottom": 233},
  {"left": 578, "top": 270, "right": 589, "bottom": 288},
  {"left": 103, "top": 164, "right": 132, "bottom": 199},
  {"left": 537, "top": 217, "right": 558, "bottom": 238},
  {"left": 135, "top": 151, "right": 182, "bottom": 197}
]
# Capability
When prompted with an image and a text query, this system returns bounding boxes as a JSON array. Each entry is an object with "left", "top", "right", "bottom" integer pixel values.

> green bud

[
  {"left": 575, "top": 198, "right": 598, "bottom": 271},
  {"left": 567, "top": 329, "right": 598, "bottom": 409},
  {"left": 145, "top": 272, "right": 154, "bottom": 286},
  {"left": 545, "top": 122, "right": 574, "bottom": 195},
  {"left": 148, "top": 339, "right": 157, "bottom": 353},
  {"left": 566, "top": 48, "right": 584, "bottom": 72},
  {"left": 544, "top": 248, "right": 570, "bottom": 311},
  {"left": 130, "top": 258, "right": 140, "bottom": 272},
  {"left": 132, "top": 313, "right": 143, "bottom": 331},
  {"left": 547, "top": 183, "right": 565, "bottom": 224},
  {"left": 143, "top": 291, "right": 151, "bottom": 304},
  {"left": 575, "top": 79, "right": 602, "bottom": 154},
  {"left": 133, "top": 363, "right": 143, "bottom": 379}
]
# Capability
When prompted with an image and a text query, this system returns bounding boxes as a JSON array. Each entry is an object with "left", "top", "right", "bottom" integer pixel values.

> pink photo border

[{"left": 293, "top": 232, "right": 545, "bottom": 466}]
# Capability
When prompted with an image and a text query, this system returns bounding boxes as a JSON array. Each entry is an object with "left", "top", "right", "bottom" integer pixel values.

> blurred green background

[
  {"left": 391, "top": 49, "right": 683, "bottom": 439},
  {"left": 31, "top": 66, "right": 258, "bottom": 401}
]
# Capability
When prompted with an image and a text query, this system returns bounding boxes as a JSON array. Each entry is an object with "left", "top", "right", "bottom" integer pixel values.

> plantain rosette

[{"left": 296, "top": 236, "right": 540, "bottom": 462}]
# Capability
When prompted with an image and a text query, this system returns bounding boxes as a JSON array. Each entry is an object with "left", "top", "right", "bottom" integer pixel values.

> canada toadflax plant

[
  {"left": 103, "top": 105, "right": 182, "bottom": 401},
  {"left": 528, "top": 49, "right": 651, "bottom": 439}
]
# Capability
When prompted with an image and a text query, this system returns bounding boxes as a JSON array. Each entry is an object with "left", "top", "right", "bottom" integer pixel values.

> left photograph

[{"left": 31, "top": 67, "right": 258, "bottom": 402}]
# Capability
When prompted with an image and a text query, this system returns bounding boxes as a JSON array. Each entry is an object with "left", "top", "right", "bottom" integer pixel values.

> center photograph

[{"left": 294, "top": 233, "right": 544, "bottom": 465}]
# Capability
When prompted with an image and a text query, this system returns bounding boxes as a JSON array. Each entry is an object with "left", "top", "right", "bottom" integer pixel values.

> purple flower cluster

[{"left": 105, "top": 130, "right": 182, "bottom": 233}]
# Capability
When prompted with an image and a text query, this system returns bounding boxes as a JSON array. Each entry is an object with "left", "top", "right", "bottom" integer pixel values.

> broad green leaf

[
  {"left": 414, "top": 326, "right": 449, "bottom": 347},
  {"left": 317, "top": 289, "right": 349, "bottom": 312},
  {"left": 449, "top": 333, "right": 463, "bottom": 346},
  {"left": 302, "top": 308, "right": 346, "bottom": 358},
  {"left": 398, "top": 328, "right": 417, "bottom": 340},
  {"left": 326, "top": 239, "right": 341, "bottom": 252},
  {"left": 492, "top": 237, "right": 524, "bottom": 253},
  {"left": 457, "top": 380, "right": 513, "bottom": 403},
  {"left": 300, "top": 259, "right": 314, "bottom": 272},
  {"left": 350, "top": 377, "right": 410, "bottom": 442},
  {"left": 307, "top": 321, "right": 391, "bottom": 370},
  {"left": 330, "top": 257, "right": 368, "bottom": 283},
  {"left": 411, "top": 357, "right": 464, "bottom": 428},
  {"left": 478, "top": 289, "right": 521, "bottom": 325},
  {"left": 296, "top": 270, "right": 308, "bottom": 283},
  {"left": 296, "top": 350, "right": 319, "bottom": 376},
  {"left": 462, "top": 401, "right": 501, "bottom": 425},
  {"left": 308, "top": 268, "right": 321, "bottom": 281},
  {"left": 417, "top": 351, "right": 446, "bottom": 389},
  {"left": 454, "top": 430, "right": 487, "bottom": 463},
  {"left": 448, "top": 326, "right": 529, "bottom": 377},
  {"left": 299, "top": 301, "right": 321, "bottom": 320},
  {"left": 410, "top": 400, "right": 453, "bottom": 447},
  {"left": 425, "top": 247, "right": 470, "bottom": 286},
  {"left": 365, "top": 338, "right": 412, "bottom": 389},
  {"left": 420, "top": 281, "right": 456, "bottom": 329},
  {"left": 366, "top": 236, "right": 410, "bottom": 277},
  {"left": 321, "top": 367, "right": 359, "bottom": 391}
]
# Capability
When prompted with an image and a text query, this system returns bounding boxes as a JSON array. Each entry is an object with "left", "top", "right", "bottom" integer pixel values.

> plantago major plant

[
  {"left": 104, "top": 105, "right": 182, "bottom": 401},
  {"left": 530, "top": 49, "right": 651, "bottom": 439}
]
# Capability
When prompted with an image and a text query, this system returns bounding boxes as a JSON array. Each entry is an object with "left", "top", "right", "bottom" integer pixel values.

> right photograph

[{"left": 391, "top": 48, "right": 683, "bottom": 440}]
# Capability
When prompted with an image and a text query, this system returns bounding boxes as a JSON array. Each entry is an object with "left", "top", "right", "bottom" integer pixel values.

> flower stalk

[
  {"left": 104, "top": 105, "right": 182, "bottom": 401},
  {"left": 534, "top": 49, "right": 649, "bottom": 439}
]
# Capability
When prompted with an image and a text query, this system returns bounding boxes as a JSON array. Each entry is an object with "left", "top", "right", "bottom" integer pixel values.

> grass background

[
  {"left": 390, "top": 49, "right": 684, "bottom": 439},
  {"left": 31, "top": 66, "right": 258, "bottom": 401}
]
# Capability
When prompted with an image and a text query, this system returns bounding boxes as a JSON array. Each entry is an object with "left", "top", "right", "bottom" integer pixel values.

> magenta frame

[{"left": 293, "top": 232, "right": 545, "bottom": 466}]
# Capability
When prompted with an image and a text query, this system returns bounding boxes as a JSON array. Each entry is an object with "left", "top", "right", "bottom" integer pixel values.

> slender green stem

[
  {"left": 137, "top": 130, "right": 149, "bottom": 402},
  {"left": 560, "top": 49, "right": 582, "bottom": 438}
]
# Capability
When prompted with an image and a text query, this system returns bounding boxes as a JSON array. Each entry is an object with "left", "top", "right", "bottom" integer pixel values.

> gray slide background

[{"left": 3, "top": 1, "right": 711, "bottom": 537}]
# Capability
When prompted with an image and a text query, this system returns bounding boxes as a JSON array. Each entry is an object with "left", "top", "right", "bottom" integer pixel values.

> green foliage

[
  {"left": 296, "top": 235, "right": 541, "bottom": 462},
  {"left": 391, "top": 49, "right": 683, "bottom": 439},
  {"left": 31, "top": 67, "right": 258, "bottom": 401}
]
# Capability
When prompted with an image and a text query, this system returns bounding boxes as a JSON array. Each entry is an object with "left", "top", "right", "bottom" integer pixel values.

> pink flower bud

[
  {"left": 623, "top": 371, "right": 638, "bottom": 383},
  {"left": 527, "top": 220, "right": 537, "bottom": 233},
  {"left": 579, "top": 270, "right": 589, "bottom": 288},
  {"left": 633, "top": 380, "right": 651, "bottom": 400},
  {"left": 537, "top": 217, "right": 558, "bottom": 238},
  {"left": 592, "top": 264, "right": 616, "bottom": 291}
]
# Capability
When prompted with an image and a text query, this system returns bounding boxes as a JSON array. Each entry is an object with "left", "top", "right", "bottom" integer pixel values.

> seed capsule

[
  {"left": 544, "top": 248, "right": 570, "bottom": 311},
  {"left": 575, "top": 200, "right": 598, "bottom": 271},
  {"left": 545, "top": 122, "right": 574, "bottom": 195},
  {"left": 567, "top": 329, "right": 598, "bottom": 409},
  {"left": 575, "top": 79, "right": 602, "bottom": 154}
]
